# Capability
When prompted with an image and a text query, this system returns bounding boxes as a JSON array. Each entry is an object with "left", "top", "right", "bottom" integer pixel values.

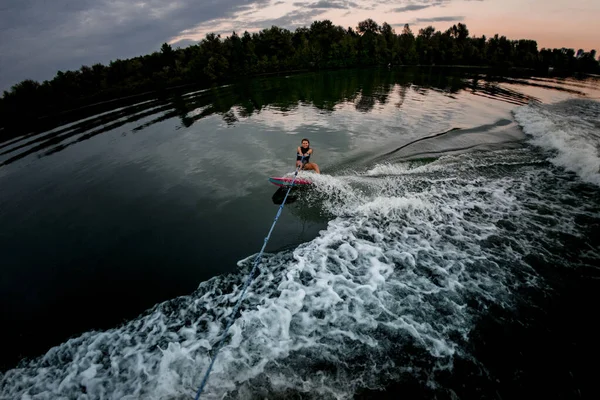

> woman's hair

[{"left": 301, "top": 138, "right": 310, "bottom": 144}]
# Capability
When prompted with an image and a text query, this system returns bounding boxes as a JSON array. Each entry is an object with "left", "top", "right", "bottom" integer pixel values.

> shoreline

[{"left": 0, "top": 65, "right": 563, "bottom": 141}]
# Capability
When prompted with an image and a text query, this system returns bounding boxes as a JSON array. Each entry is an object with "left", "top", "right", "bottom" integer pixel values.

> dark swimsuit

[{"left": 297, "top": 146, "right": 310, "bottom": 163}]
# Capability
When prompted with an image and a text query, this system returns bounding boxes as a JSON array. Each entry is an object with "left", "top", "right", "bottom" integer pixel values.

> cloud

[
  {"left": 382, "top": 0, "right": 447, "bottom": 6},
  {"left": 293, "top": 1, "right": 359, "bottom": 9},
  {"left": 391, "top": 12, "right": 465, "bottom": 29},
  {"left": 170, "top": 38, "right": 199, "bottom": 49},
  {"left": 386, "top": 0, "right": 469, "bottom": 14},
  {"left": 392, "top": 5, "right": 433, "bottom": 13},
  {"left": 173, "top": 6, "right": 329, "bottom": 41},
  {"left": 415, "top": 16, "right": 465, "bottom": 22},
  {"left": 248, "top": 8, "right": 329, "bottom": 29},
  {"left": 0, "top": 0, "right": 270, "bottom": 91}
]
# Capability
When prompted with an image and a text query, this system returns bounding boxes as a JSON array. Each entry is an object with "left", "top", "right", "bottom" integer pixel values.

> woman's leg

[{"left": 303, "top": 162, "right": 320, "bottom": 174}]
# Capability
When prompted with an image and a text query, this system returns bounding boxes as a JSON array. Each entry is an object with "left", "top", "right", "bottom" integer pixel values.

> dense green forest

[{"left": 1, "top": 19, "right": 599, "bottom": 136}]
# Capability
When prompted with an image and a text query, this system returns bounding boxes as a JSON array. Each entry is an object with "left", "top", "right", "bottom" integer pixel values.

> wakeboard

[{"left": 268, "top": 176, "right": 312, "bottom": 187}]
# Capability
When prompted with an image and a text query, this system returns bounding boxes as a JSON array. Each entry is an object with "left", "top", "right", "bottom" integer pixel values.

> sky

[{"left": 0, "top": 0, "right": 598, "bottom": 92}]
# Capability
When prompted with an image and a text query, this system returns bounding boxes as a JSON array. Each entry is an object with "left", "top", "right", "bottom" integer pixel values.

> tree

[
  {"left": 161, "top": 43, "right": 174, "bottom": 57},
  {"left": 357, "top": 19, "right": 379, "bottom": 35},
  {"left": 160, "top": 42, "right": 176, "bottom": 71},
  {"left": 418, "top": 26, "right": 435, "bottom": 40},
  {"left": 204, "top": 55, "right": 229, "bottom": 81},
  {"left": 399, "top": 24, "right": 417, "bottom": 64},
  {"left": 447, "top": 23, "right": 469, "bottom": 42}
]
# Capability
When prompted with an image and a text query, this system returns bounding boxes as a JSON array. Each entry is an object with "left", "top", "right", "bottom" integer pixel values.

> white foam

[
  {"left": 514, "top": 100, "right": 600, "bottom": 187},
  {"left": 3, "top": 148, "right": 596, "bottom": 399}
]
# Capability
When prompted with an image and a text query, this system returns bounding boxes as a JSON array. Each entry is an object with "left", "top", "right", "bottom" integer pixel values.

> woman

[{"left": 296, "top": 138, "right": 320, "bottom": 174}]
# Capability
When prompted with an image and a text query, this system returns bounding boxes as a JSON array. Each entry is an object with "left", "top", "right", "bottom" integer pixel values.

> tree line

[{"left": 1, "top": 19, "right": 599, "bottom": 136}]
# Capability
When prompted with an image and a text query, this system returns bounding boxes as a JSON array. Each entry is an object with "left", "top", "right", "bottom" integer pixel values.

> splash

[{"left": 514, "top": 99, "right": 600, "bottom": 187}]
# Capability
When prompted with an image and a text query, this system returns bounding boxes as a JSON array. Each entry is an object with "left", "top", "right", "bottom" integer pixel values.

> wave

[{"left": 514, "top": 99, "right": 600, "bottom": 187}]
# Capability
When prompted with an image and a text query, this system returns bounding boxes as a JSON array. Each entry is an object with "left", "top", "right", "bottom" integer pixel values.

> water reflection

[{"left": 0, "top": 68, "right": 566, "bottom": 167}]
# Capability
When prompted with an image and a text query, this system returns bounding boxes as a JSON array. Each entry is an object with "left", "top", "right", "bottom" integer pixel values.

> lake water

[{"left": 1, "top": 68, "right": 599, "bottom": 399}]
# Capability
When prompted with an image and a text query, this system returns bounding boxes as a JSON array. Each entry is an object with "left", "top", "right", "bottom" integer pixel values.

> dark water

[{"left": 1, "top": 68, "right": 599, "bottom": 399}]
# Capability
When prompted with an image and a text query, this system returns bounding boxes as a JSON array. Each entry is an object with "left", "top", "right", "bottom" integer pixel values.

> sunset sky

[{"left": 1, "top": 0, "right": 598, "bottom": 91}]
